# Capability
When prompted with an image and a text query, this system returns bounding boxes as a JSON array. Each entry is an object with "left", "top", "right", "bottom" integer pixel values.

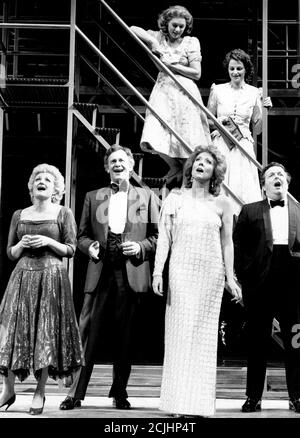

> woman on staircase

[
  {"left": 207, "top": 48, "right": 272, "bottom": 215},
  {"left": 131, "top": 5, "right": 211, "bottom": 187}
]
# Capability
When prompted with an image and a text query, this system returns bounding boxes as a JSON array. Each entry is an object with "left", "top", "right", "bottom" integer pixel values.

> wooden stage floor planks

[{"left": 1, "top": 363, "right": 300, "bottom": 419}]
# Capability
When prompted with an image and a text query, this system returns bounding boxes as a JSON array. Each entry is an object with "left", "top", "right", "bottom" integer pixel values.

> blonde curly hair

[{"left": 28, "top": 163, "right": 65, "bottom": 204}]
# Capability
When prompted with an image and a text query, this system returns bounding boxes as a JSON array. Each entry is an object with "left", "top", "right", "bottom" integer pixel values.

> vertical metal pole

[
  {"left": 13, "top": 29, "right": 19, "bottom": 77},
  {"left": 65, "top": 0, "right": 76, "bottom": 209},
  {"left": 0, "top": 1, "right": 8, "bottom": 87},
  {"left": 0, "top": 1, "right": 6, "bottom": 289},
  {"left": 115, "top": 130, "right": 120, "bottom": 145},
  {"left": 285, "top": 25, "right": 289, "bottom": 89},
  {"left": 98, "top": 2, "right": 102, "bottom": 87},
  {"left": 262, "top": 0, "right": 269, "bottom": 166},
  {"left": 92, "top": 107, "right": 97, "bottom": 128},
  {"left": 0, "top": 108, "right": 4, "bottom": 225},
  {"left": 0, "top": 108, "right": 3, "bottom": 290},
  {"left": 65, "top": 0, "right": 76, "bottom": 289},
  {"left": 298, "top": 0, "right": 300, "bottom": 65}
]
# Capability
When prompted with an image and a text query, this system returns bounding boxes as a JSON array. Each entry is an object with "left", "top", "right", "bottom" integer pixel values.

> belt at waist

[{"left": 22, "top": 249, "right": 62, "bottom": 259}]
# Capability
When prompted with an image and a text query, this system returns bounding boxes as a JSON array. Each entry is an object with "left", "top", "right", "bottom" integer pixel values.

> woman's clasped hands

[{"left": 20, "top": 234, "right": 51, "bottom": 249}]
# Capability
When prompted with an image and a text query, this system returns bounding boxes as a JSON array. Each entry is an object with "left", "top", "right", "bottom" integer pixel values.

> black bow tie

[
  {"left": 110, "top": 181, "right": 128, "bottom": 194},
  {"left": 270, "top": 199, "right": 285, "bottom": 208}
]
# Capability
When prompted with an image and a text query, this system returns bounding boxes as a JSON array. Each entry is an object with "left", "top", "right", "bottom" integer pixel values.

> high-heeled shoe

[
  {"left": 0, "top": 393, "right": 16, "bottom": 411},
  {"left": 29, "top": 396, "right": 45, "bottom": 415}
]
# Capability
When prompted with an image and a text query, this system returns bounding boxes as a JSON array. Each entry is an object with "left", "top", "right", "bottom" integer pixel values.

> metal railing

[{"left": 98, "top": 0, "right": 299, "bottom": 206}]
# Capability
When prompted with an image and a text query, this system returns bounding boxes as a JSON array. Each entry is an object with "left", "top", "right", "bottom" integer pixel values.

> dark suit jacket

[
  {"left": 77, "top": 184, "right": 159, "bottom": 293},
  {"left": 233, "top": 198, "right": 300, "bottom": 293}
]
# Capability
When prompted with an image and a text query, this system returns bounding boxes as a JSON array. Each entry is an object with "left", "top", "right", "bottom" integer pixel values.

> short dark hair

[
  {"left": 182, "top": 144, "right": 227, "bottom": 196},
  {"left": 103, "top": 144, "right": 135, "bottom": 172},
  {"left": 158, "top": 5, "right": 193, "bottom": 36},
  {"left": 260, "top": 161, "right": 291, "bottom": 186},
  {"left": 223, "top": 48, "right": 254, "bottom": 83}
]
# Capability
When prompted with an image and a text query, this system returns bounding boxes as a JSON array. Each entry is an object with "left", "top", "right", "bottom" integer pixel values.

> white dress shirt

[
  {"left": 268, "top": 198, "right": 289, "bottom": 245},
  {"left": 108, "top": 190, "right": 128, "bottom": 234}
]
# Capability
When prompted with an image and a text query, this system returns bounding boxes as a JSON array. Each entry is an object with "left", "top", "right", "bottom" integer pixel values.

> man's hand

[
  {"left": 89, "top": 241, "right": 100, "bottom": 260},
  {"left": 121, "top": 241, "right": 141, "bottom": 257}
]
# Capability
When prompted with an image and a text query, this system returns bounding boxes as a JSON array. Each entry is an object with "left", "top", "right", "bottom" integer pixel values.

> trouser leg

[
  {"left": 109, "top": 269, "right": 137, "bottom": 399},
  {"left": 74, "top": 276, "right": 112, "bottom": 400}
]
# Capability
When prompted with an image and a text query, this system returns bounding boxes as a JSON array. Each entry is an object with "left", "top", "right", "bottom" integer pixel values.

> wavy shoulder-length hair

[
  {"left": 28, "top": 163, "right": 65, "bottom": 204},
  {"left": 223, "top": 48, "right": 254, "bottom": 83},
  {"left": 183, "top": 145, "right": 227, "bottom": 196},
  {"left": 157, "top": 5, "right": 193, "bottom": 36}
]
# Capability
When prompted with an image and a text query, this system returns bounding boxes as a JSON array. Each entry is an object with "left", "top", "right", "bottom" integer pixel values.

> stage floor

[
  {"left": 1, "top": 363, "right": 298, "bottom": 419},
  {"left": 0, "top": 394, "right": 299, "bottom": 419}
]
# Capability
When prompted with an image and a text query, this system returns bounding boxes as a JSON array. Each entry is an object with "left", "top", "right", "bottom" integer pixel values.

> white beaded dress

[{"left": 153, "top": 189, "right": 225, "bottom": 416}]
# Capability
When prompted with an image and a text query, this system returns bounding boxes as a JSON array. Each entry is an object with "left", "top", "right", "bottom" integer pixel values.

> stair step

[
  {"left": 94, "top": 127, "right": 120, "bottom": 135},
  {"left": 73, "top": 102, "right": 98, "bottom": 109},
  {"left": 6, "top": 77, "right": 68, "bottom": 85},
  {"left": 142, "top": 177, "right": 166, "bottom": 188}
]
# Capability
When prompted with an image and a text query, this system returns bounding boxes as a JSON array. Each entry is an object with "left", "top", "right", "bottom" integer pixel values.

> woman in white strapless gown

[{"left": 153, "top": 145, "right": 242, "bottom": 417}]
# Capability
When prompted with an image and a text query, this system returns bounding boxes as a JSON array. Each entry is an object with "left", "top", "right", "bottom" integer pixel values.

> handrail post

[
  {"left": 65, "top": 0, "right": 76, "bottom": 210},
  {"left": 262, "top": 0, "right": 269, "bottom": 166},
  {"left": 64, "top": 0, "right": 77, "bottom": 298}
]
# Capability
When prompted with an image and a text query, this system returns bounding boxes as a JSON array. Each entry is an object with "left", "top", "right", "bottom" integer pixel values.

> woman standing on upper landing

[
  {"left": 131, "top": 5, "right": 211, "bottom": 186},
  {"left": 207, "top": 48, "right": 272, "bottom": 214}
]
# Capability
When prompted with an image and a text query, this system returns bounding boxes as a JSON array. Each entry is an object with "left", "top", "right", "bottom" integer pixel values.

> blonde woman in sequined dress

[{"left": 0, "top": 164, "right": 84, "bottom": 415}]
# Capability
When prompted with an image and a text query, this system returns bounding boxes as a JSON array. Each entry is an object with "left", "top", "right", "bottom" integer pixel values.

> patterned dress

[
  {"left": 0, "top": 207, "right": 84, "bottom": 382},
  {"left": 207, "top": 82, "right": 263, "bottom": 214},
  {"left": 141, "top": 31, "right": 211, "bottom": 158},
  {"left": 153, "top": 189, "right": 225, "bottom": 416}
]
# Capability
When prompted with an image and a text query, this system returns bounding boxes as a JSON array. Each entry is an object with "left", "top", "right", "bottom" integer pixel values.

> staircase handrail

[
  {"left": 99, "top": 0, "right": 260, "bottom": 168},
  {"left": 77, "top": 26, "right": 243, "bottom": 206},
  {"left": 99, "top": 0, "right": 299, "bottom": 205},
  {"left": 89, "top": 19, "right": 156, "bottom": 85}
]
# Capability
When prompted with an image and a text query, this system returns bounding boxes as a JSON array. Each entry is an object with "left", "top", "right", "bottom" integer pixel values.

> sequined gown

[
  {"left": 0, "top": 207, "right": 84, "bottom": 381},
  {"left": 140, "top": 31, "right": 211, "bottom": 158},
  {"left": 153, "top": 189, "right": 225, "bottom": 416}
]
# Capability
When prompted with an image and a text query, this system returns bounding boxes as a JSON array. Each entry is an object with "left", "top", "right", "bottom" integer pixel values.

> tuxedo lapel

[
  {"left": 124, "top": 184, "right": 137, "bottom": 234},
  {"left": 288, "top": 199, "right": 297, "bottom": 248},
  {"left": 262, "top": 199, "right": 273, "bottom": 252},
  {"left": 98, "top": 186, "right": 111, "bottom": 242}
]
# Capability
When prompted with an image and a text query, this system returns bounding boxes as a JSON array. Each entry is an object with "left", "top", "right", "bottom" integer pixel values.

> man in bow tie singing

[
  {"left": 233, "top": 162, "right": 300, "bottom": 414},
  {"left": 59, "top": 145, "right": 159, "bottom": 411}
]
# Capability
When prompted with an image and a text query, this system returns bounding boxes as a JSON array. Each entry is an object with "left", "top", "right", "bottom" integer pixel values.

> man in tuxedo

[
  {"left": 59, "top": 145, "right": 159, "bottom": 410},
  {"left": 233, "top": 162, "right": 300, "bottom": 413}
]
